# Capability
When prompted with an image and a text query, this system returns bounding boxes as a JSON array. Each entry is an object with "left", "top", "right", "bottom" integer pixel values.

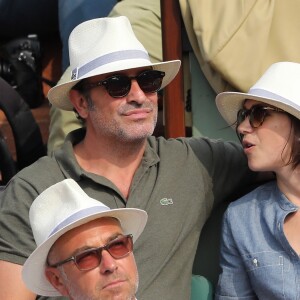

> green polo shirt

[{"left": 0, "top": 128, "right": 253, "bottom": 300}]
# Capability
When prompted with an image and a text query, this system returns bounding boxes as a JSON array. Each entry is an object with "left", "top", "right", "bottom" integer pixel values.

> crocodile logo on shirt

[{"left": 160, "top": 198, "right": 173, "bottom": 205}]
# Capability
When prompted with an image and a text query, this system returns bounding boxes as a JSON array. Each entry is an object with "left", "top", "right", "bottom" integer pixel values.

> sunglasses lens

[
  {"left": 108, "top": 235, "right": 133, "bottom": 258},
  {"left": 237, "top": 109, "right": 246, "bottom": 126},
  {"left": 92, "top": 70, "right": 165, "bottom": 98},
  {"left": 250, "top": 106, "right": 266, "bottom": 128},
  {"left": 75, "top": 249, "right": 101, "bottom": 270},
  {"left": 105, "top": 75, "right": 131, "bottom": 97},
  {"left": 74, "top": 235, "right": 133, "bottom": 270},
  {"left": 237, "top": 106, "right": 267, "bottom": 128},
  {"left": 137, "top": 70, "right": 165, "bottom": 93}
]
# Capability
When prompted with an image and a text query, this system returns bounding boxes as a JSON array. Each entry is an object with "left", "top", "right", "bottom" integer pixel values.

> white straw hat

[
  {"left": 48, "top": 16, "right": 181, "bottom": 110},
  {"left": 216, "top": 61, "right": 300, "bottom": 127},
  {"left": 22, "top": 179, "right": 148, "bottom": 297}
]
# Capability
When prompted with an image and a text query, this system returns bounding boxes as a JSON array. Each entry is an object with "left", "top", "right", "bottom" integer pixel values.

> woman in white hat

[{"left": 215, "top": 61, "right": 300, "bottom": 299}]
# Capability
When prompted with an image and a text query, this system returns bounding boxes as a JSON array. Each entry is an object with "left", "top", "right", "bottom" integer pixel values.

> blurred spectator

[
  {"left": 58, "top": 0, "right": 117, "bottom": 72},
  {"left": 0, "top": 0, "right": 58, "bottom": 39}
]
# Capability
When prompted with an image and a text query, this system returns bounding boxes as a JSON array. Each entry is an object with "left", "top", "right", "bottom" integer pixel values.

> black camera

[{"left": 0, "top": 34, "right": 44, "bottom": 108}]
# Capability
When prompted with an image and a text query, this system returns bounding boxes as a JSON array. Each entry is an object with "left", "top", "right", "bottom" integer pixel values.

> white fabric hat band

[
  {"left": 249, "top": 88, "right": 297, "bottom": 107},
  {"left": 71, "top": 49, "right": 149, "bottom": 80},
  {"left": 49, "top": 205, "right": 109, "bottom": 237}
]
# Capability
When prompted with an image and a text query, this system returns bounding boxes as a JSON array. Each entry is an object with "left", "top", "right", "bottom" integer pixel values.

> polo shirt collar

[{"left": 53, "top": 128, "right": 160, "bottom": 180}]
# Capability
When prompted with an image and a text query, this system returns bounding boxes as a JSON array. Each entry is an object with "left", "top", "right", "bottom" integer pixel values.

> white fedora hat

[
  {"left": 22, "top": 179, "right": 148, "bottom": 297},
  {"left": 216, "top": 61, "right": 300, "bottom": 127},
  {"left": 48, "top": 16, "right": 181, "bottom": 111}
]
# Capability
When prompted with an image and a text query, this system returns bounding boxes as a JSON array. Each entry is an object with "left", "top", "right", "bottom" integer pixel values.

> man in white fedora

[
  {"left": 0, "top": 16, "right": 260, "bottom": 299},
  {"left": 22, "top": 179, "right": 147, "bottom": 299}
]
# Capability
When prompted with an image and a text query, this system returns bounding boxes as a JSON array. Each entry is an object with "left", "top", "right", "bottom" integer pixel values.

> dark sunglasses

[
  {"left": 237, "top": 105, "right": 284, "bottom": 128},
  {"left": 48, "top": 234, "right": 133, "bottom": 271},
  {"left": 236, "top": 104, "right": 285, "bottom": 141},
  {"left": 76, "top": 70, "right": 165, "bottom": 98}
]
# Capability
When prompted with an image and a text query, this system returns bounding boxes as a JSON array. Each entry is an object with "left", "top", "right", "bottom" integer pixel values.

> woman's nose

[{"left": 237, "top": 116, "right": 252, "bottom": 136}]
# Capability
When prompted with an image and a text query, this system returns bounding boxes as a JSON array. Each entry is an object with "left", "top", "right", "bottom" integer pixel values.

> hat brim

[
  {"left": 216, "top": 90, "right": 300, "bottom": 128},
  {"left": 48, "top": 60, "right": 181, "bottom": 111},
  {"left": 22, "top": 208, "right": 147, "bottom": 297}
]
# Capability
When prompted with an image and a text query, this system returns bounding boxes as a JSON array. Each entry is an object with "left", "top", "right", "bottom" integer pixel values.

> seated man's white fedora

[{"left": 48, "top": 16, "right": 181, "bottom": 111}]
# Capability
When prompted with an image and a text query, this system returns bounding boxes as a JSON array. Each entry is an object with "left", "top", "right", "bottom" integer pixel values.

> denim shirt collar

[{"left": 273, "top": 182, "right": 298, "bottom": 212}]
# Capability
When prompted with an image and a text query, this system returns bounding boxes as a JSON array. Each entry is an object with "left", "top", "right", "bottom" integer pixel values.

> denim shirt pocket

[
  {"left": 242, "top": 251, "right": 290, "bottom": 299},
  {"left": 242, "top": 251, "right": 288, "bottom": 271}
]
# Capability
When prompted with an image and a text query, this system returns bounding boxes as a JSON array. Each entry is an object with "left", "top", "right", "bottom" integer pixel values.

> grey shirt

[{"left": 0, "top": 129, "right": 254, "bottom": 300}]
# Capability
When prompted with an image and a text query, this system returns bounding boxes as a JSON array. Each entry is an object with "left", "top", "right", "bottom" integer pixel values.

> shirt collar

[
  {"left": 53, "top": 128, "right": 160, "bottom": 180},
  {"left": 274, "top": 182, "right": 299, "bottom": 211}
]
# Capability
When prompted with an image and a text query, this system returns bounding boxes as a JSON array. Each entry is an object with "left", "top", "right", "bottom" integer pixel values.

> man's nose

[
  {"left": 99, "top": 250, "right": 118, "bottom": 274},
  {"left": 126, "top": 79, "right": 147, "bottom": 103}
]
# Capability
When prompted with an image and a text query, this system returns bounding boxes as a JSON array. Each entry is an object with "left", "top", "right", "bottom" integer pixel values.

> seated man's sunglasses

[
  {"left": 236, "top": 104, "right": 285, "bottom": 140},
  {"left": 74, "top": 69, "right": 165, "bottom": 98},
  {"left": 48, "top": 234, "right": 133, "bottom": 271}
]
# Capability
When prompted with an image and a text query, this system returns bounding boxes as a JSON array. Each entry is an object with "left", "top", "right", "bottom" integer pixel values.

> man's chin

[
  {"left": 98, "top": 288, "right": 135, "bottom": 300},
  {"left": 120, "top": 127, "right": 155, "bottom": 142}
]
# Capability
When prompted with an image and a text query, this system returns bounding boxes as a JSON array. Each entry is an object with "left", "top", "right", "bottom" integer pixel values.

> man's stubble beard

[
  {"left": 88, "top": 101, "right": 158, "bottom": 143},
  {"left": 58, "top": 266, "right": 138, "bottom": 300}
]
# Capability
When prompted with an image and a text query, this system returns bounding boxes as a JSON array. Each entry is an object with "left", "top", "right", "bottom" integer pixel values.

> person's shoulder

[
  {"left": 147, "top": 135, "right": 188, "bottom": 149},
  {"left": 147, "top": 136, "right": 243, "bottom": 161},
  {"left": 19, "top": 155, "right": 58, "bottom": 173},
  {"left": 9, "top": 155, "right": 64, "bottom": 188},
  {"left": 179, "top": 136, "right": 243, "bottom": 153},
  {"left": 0, "top": 155, "right": 66, "bottom": 207},
  {"left": 227, "top": 181, "right": 277, "bottom": 211},
  {"left": 223, "top": 181, "right": 277, "bottom": 232},
  {"left": 148, "top": 135, "right": 239, "bottom": 148},
  {"left": 147, "top": 136, "right": 205, "bottom": 156}
]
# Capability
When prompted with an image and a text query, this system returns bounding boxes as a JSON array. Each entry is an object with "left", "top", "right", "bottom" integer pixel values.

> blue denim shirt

[{"left": 215, "top": 181, "right": 300, "bottom": 300}]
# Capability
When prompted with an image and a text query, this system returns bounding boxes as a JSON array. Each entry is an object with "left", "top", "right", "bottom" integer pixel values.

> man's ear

[
  {"left": 69, "top": 89, "right": 89, "bottom": 119},
  {"left": 45, "top": 267, "right": 69, "bottom": 297}
]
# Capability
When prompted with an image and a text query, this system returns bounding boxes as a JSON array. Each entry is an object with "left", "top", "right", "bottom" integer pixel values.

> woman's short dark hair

[{"left": 289, "top": 114, "right": 300, "bottom": 169}]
